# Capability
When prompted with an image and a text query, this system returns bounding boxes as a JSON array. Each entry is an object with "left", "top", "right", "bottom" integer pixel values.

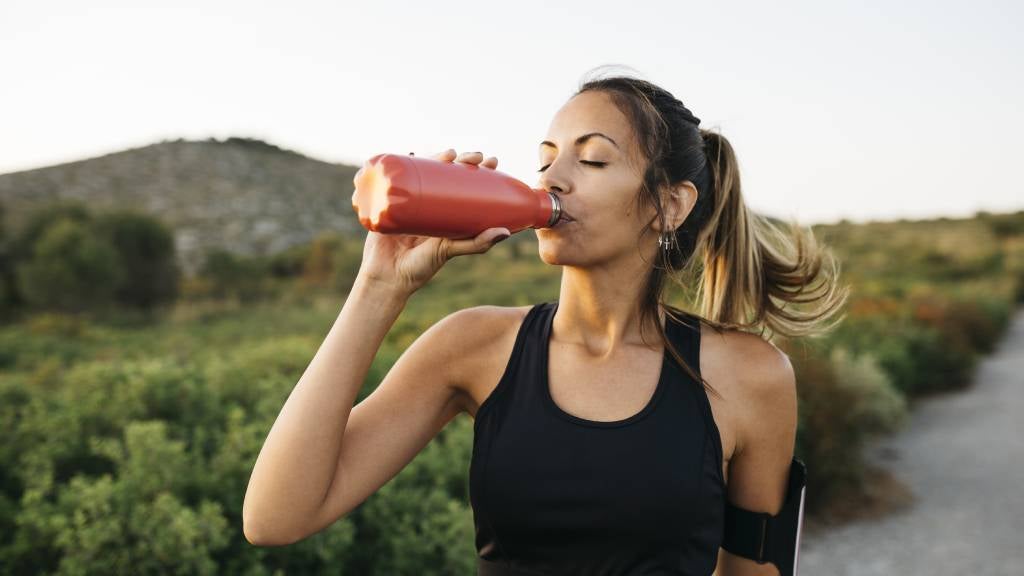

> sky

[{"left": 0, "top": 0, "right": 1020, "bottom": 225}]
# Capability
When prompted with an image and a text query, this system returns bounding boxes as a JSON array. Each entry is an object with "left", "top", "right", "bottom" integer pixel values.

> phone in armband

[{"left": 720, "top": 458, "right": 807, "bottom": 576}]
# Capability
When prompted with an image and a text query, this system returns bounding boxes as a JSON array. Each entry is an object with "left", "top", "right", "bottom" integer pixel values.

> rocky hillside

[{"left": 0, "top": 137, "right": 363, "bottom": 276}]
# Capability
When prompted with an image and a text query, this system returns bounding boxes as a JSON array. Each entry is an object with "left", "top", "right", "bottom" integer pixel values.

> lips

[{"left": 553, "top": 214, "right": 574, "bottom": 228}]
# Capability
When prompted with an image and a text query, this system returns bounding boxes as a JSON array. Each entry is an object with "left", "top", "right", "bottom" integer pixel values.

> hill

[{"left": 0, "top": 137, "right": 363, "bottom": 276}]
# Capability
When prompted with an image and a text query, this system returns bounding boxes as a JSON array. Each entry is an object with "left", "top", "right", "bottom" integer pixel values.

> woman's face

[{"left": 535, "top": 90, "right": 658, "bottom": 268}]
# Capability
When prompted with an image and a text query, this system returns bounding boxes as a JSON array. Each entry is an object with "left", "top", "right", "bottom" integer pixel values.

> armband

[{"left": 721, "top": 457, "right": 807, "bottom": 576}]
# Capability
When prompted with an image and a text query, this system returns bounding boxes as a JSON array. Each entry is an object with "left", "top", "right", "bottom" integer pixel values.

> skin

[
  {"left": 458, "top": 91, "right": 798, "bottom": 575},
  {"left": 244, "top": 91, "right": 796, "bottom": 576}
]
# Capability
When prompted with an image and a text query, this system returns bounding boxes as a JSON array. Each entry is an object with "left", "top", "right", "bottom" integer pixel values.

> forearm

[{"left": 242, "top": 276, "right": 409, "bottom": 544}]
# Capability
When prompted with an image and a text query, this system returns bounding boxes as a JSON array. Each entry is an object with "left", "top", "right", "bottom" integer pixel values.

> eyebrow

[{"left": 540, "top": 132, "right": 620, "bottom": 151}]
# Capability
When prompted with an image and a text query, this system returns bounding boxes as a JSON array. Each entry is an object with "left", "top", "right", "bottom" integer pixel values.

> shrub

[
  {"left": 301, "top": 233, "right": 343, "bottom": 288},
  {"left": 14, "top": 422, "right": 231, "bottom": 575},
  {"left": 829, "top": 348, "right": 907, "bottom": 435},
  {"left": 332, "top": 238, "right": 365, "bottom": 294},
  {"left": 792, "top": 347, "right": 906, "bottom": 511},
  {"left": 8, "top": 201, "right": 92, "bottom": 264},
  {"left": 266, "top": 244, "right": 309, "bottom": 278},
  {"left": 15, "top": 218, "right": 125, "bottom": 313},
  {"left": 93, "top": 211, "right": 180, "bottom": 310},
  {"left": 197, "top": 250, "right": 274, "bottom": 303}
]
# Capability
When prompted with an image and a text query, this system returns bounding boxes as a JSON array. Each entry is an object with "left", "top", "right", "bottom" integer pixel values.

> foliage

[
  {"left": 15, "top": 217, "right": 125, "bottom": 313},
  {"left": 93, "top": 211, "right": 181, "bottom": 310},
  {"left": 3, "top": 203, "right": 180, "bottom": 318},
  {"left": 0, "top": 208, "right": 1021, "bottom": 572},
  {"left": 7, "top": 200, "right": 93, "bottom": 264},
  {"left": 194, "top": 250, "right": 277, "bottom": 304}
]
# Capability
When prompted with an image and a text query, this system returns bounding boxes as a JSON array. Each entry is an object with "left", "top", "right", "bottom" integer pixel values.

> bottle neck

[{"left": 545, "top": 192, "right": 562, "bottom": 227}]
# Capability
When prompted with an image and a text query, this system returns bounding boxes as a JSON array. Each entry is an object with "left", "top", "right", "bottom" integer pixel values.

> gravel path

[{"left": 797, "top": 308, "right": 1024, "bottom": 576}]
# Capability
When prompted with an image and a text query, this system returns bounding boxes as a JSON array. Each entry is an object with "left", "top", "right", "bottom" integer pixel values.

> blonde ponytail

[{"left": 695, "top": 129, "right": 849, "bottom": 340}]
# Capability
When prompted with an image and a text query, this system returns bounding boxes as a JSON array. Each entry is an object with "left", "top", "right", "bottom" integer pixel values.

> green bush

[
  {"left": 93, "top": 211, "right": 181, "bottom": 310},
  {"left": 2, "top": 207, "right": 1022, "bottom": 572},
  {"left": 266, "top": 243, "right": 310, "bottom": 279},
  {"left": 792, "top": 346, "right": 906, "bottom": 509},
  {"left": 15, "top": 218, "right": 125, "bottom": 313},
  {"left": 978, "top": 210, "right": 1024, "bottom": 239},
  {"left": 261, "top": 231, "right": 363, "bottom": 293},
  {"left": 197, "top": 250, "right": 275, "bottom": 303},
  {"left": 2, "top": 203, "right": 181, "bottom": 317},
  {"left": 331, "top": 239, "right": 365, "bottom": 294},
  {"left": 15, "top": 421, "right": 231, "bottom": 576},
  {"left": 828, "top": 348, "right": 907, "bottom": 435},
  {"left": 8, "top": 201, "right": 93, "bottom": 264}
]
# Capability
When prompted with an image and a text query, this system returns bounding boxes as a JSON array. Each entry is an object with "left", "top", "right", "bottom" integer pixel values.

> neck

[{"left": 554, "top": 263, "right": 666, "bottom": 360}]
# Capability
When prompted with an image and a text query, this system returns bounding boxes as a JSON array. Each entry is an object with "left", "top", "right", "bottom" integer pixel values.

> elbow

[
  {"left": 243, "top": 505, "right": 304, "bottom": 547},
  {"left": 243, "top": 516, "right": 299, "bottom": 547},
  {"left": 242, "top": 515, "right": 277, "bottom": 547}
]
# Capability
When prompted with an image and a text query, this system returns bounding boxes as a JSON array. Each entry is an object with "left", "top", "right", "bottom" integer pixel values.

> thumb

[{"left": 445, "top": 228, "right": 511, "bottom": 258}]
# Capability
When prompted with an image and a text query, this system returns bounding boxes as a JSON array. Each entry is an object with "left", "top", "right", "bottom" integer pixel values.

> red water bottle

[{"left": 351, "top": 153, "right": 562, "bottom": 238}]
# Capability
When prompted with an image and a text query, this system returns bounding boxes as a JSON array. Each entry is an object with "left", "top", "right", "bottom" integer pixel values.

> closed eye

[{"left": 537, "top": 161, "right": 607, "bottom": 173}]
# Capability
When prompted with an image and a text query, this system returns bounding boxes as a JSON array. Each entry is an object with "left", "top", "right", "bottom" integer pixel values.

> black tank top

[{"left": 470, "top": 301, "right": 726, "bottom": 576}]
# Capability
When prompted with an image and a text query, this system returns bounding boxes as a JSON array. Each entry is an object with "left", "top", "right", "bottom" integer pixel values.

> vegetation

[
  {"left": 1, "top": 201, "right": 179, "bottom": 319},
  {"left": 0, "top": 201, "right": 1021, "bottom": 573}
]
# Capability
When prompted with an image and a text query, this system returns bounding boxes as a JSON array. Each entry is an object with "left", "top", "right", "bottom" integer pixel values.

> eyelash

[{"left": 537, "top": 160, "right": 607, "bottom": 173}]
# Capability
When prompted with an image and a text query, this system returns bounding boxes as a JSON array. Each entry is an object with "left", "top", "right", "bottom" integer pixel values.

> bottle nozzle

[{"left": 546, "top": 192, "right": 562, "bottom": 227}]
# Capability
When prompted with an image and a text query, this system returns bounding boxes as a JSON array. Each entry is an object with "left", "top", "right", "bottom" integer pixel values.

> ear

[{"left": 655, "top": 180, "right": 698, "bottom": 233}]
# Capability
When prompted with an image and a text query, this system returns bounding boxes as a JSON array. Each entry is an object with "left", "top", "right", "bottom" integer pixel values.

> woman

[{"left": 243, "top": 72, "right": 848, "bottom": 575}]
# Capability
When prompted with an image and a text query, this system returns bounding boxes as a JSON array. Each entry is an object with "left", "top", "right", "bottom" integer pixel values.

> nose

[{"left": 537, "top": 164, "right": 569, "bottom": 196}]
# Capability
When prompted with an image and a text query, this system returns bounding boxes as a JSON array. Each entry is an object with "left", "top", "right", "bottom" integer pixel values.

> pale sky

[{"left": 1, "top": 0, "right": 1020, "bottom": 225}]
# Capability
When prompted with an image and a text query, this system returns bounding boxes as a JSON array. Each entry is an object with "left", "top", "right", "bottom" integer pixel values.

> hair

[{"left": 573, "top": 66, "right": 850, "bottom": 397}]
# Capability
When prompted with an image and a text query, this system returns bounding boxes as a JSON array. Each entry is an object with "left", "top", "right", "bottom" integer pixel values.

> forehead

[{"left": 543, "top": 91, "right": 633, "bottom": 148}]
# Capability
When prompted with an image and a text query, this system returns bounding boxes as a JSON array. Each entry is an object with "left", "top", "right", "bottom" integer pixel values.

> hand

[{"left": 355, "top": 149, "right": 510, "bottom": 296}]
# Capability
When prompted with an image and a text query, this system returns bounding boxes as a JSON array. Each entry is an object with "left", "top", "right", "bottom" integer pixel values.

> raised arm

[{"left": 242, "top": 149, "right": 509, "bottom": 546}]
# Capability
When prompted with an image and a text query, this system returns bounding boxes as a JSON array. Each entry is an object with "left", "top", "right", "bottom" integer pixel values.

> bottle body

[{"left": 351, "top": 153, "right": 560, "bottom": 238}]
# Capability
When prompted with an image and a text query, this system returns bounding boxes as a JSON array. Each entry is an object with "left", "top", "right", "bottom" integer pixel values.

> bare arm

[
  {"left": 242, "top": 276, "right": 408, "bottom": 545},
  {"left": 242, "top": 149, "right": 509, "bottom": 546},
  {"left": 715, "top": 340, "right": 798, "bottom": 576}
]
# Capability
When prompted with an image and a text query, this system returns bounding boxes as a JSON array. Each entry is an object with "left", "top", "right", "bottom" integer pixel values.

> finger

[
  {"left": 456, "top": 151, "right": 484, "bottom": 164},
  {"left": 444, "top": 227, "right": 511, "bottom": 258},
  {"left": 482, "top": 156, "right": 498, "bottom": 170},
  {"left": 431, "top": 148, "right": 457, "bottom": 161}
]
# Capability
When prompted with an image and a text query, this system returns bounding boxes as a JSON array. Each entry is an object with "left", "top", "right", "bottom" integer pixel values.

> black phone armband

[{"left": 721, "top": 458, "right": 807, "bottom": 576}]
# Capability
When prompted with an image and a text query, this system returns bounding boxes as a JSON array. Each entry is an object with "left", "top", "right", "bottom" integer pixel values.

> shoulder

[
  {"left": 719, "top": 329, "right": 796, "bottom": 444},
  {"left": 433, "top": 304, "right": 536, "bottom": 411},
  {"left": 435, "top": 304, "right": 534, "bottom": 346},
  {"left": 706, "top": 327, "right": 795, "bottom": 402}
]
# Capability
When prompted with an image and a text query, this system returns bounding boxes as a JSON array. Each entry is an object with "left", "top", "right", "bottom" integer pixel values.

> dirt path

[{"left": 798, "top": 308, "right": 1024, "bottom": 575}]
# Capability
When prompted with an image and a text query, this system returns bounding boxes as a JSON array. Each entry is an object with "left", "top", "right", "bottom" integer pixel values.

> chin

[{"left": 536, "top": 236, "right": 581, "bottom": 267}]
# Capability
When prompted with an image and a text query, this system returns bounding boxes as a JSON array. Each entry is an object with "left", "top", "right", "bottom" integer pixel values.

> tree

[
  {"left": 9, "top": 201, "right": 92, "bottom": 264},
  {"left": 15, "top": 217, "right": 124, "bottom": 313},
  {"left": 93, "top": 211, "right": 180, "bottom": 310}
]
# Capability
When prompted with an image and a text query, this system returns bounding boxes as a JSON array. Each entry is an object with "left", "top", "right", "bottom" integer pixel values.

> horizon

[
  {"left": 5, "top": 133, "right": 1019, "bottom": 229},
  {"left": 1, "top": 0, "right": 1021, "bottom": 225}
]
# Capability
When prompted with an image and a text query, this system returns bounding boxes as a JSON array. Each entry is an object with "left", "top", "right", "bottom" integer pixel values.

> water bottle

[{"left": 351, "top": 153, "right": 563, "bottom": 238}]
